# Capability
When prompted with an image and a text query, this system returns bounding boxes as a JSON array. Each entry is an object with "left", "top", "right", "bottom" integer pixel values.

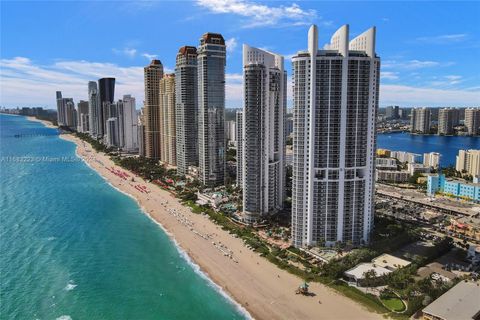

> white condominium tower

[
  {"left": 159, "top": 74, "right": 176, "bottom": 166},
  {"left": 411, "top": 107, "right": 431, "bottom": 134},
  {"left": 144, "top": 59, "right": 164, "bottom": 159},
  {"left": 456, "top": 149, "right": 480, "bottom": 176},
  {"left": 197, "top": 33, "right": 226, "bottom": 187},
  {"left": 121, "top": 95, "right": 139, "bottom": 152},
  {"left": 239, "top": 45, "right": 286, "bottom": 223},
  {"left": 464, "top": 108, "right": 480, "bottom": 136},
  {"left": 438, "top": 108, "right": 459, "bottom": 135},
  {"left": 291, "top": 25, "right": 380, "bottom": 247},
  {"left": 175, "top": 46, "right": 198, "bottom": 175}
]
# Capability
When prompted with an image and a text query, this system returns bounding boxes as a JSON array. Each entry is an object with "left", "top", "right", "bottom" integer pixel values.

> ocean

[
  {"left": 377, "top": 132, "right": 480, "bottom": 166},
  {"left": 0, "top": 114, "right": 247, "bottom": 320}
]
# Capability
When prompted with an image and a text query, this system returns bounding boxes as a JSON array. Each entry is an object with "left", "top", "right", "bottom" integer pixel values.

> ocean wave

[
  {"left": 56, "top": 316, "right": 72, "bottom": 320},
  {"left": 64, "top": 280, "right": 77, "bottom": 291}
]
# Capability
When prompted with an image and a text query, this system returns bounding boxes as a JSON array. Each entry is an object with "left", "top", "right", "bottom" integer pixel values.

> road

[{"left": 376, "top": 183, "right": 480, "bottom": 217}]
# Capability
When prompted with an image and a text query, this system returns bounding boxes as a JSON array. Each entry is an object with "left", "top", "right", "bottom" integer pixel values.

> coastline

[
  {"left": 25, "top": 116, "right": 57, "bottom": 129},
  {"left": 41, "top": 127, "right": 381, "bottom": 318}
]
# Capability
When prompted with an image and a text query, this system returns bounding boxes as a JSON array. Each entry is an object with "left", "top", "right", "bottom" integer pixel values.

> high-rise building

[
  {"left": 77, "top": 100, "right": 89, "bottom": 133},
  {"left": 138, "top": 108, "right": 146, "bottom": 157},
  {"left": 64, "top": 99, "right": 76, "bottom": 130},
  {"left": 98, "top": 78, "right": 115, "bottom": 137},
  {"left": 225, "top": 120, "right": 236, "bottom": 144},
  {"left": 106, "top": 117, "right": 118, "bottom": 148},
  {"left": 464, "top": 108, "right": 480, "bottom": 136},
  {"left": 438, "top": 108, "right": 459, "bottom": 135},
  {"left": 239, "top": 45, "right": 286, "bottom": 223},
  {"left": 236, "top": 111, "right": 243, "bottom": 187},
  {"left": 385, "top": 106, "right": 399, "bottom": 120},
  {"left": 56, "top": 91, "right": 65, "bottom": 126},
  {"left": 399, "top": 107, "right": 411, "bottom": 120},
  {"left": 291, "top": 25, "right": 380, "bottom": 247},
  {"left": 456, "top": 149, "right": 480, "bottom": 176},
  {"left": 144, "top": 60, "right": 164, "bottom": 159},
  {"left": 423, "top": 152, "right": 441, "bottom": 169},
  {"left": 88, "top": 81, "right": 100, "bottom": 138},
  {"left": 122, "top": 95, "right": 138, "bottom": 153},
  {"left": 197, "top": 33, "right": 226, "bottom": 187},
  {"left": 159, "top": 74, "right": 176, "bottom": 166},
  {"left": 175, "top": 46, "right": 198, "bottom": 175},
  {"left": 55, "top": 91, "right": 76, "bottom": 129},
  {"left": 116, "top": 100, "right": 125, "bottom": 148},
  {"left": 411, "top": 107, "right": 431, "bottom": 133}
]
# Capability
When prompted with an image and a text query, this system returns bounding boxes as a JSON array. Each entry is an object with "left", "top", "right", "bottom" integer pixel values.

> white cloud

[
  {"left": 0, "top": 56, "right": 232, "bottom": 108},
  {"left": 380, "top": 71, "right": 399, "bottom": 80},
  {"left": 2, "top": 57, "right": 477, "bottom": 110},
  {"left": 142, "top": 53, "right": 158, "bottom": 60},
  {"left": 444, "top": 75, "right": 462, "bottom": 81},
  {"left": 112, "top": 47, "right": 138, "bottom": 58},
  {"left": 416, "top": 34, "right": 468, "bottom": 44},
  {"left": 383, "top": 59, "right": 445, "bottom": 69},
  {"left": 196, "top": 0, "right": 319, "bottom": 28},
  {"left": 430, "top": 75, "right": 463, "bottom": 87},
  {"left": 225, "top": 37, "right": 238, "bottom": 52},
  {"left": 0, "top": 57, "right": 144, "bottom": 107}
]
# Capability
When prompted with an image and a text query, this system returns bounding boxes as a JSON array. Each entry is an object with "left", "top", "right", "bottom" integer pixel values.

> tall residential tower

[
  {"left": 175, "top": 46, "right": 198, "bottom": 175},
  {"left": 465, "top": 108, "right": 480, "bottom": 136},
  {"left": 88, "top": 81, "right": 100, "bottom": 138},
  {"left": 291, "top": 25, "right": 380, "bottom": 247},
  {"left": 197, "top": 33, "right": 226, "bottom": 187},
  {"left": 438, "top": 108, "right": 459, "bottom": 135},
  {"left": 239, "top": 45, "right": 286, "bottom": 223},
  {"left": 98, "top": 77, "right": 115, "bottom": 137},
  {"left": 159, "top": 74, "right": 176, "bottom": 166},
  {"left": 411, "top": 107, "right": 431, "bottom": 134},
  {"left": 144, "top": 60, "right": 164, "bottom": 159}
]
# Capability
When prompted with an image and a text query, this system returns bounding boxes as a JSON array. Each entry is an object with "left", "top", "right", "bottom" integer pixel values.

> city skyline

[{"left": 1, "top": 0, "right": 479, "bottom": 108}]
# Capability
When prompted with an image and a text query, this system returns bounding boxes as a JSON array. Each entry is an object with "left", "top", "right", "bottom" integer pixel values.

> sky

[{"left": 1, "top": 0, "right": 479, "bottom": 109}]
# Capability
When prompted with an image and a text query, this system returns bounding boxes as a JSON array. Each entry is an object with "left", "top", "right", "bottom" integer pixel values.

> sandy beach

[
  {"left": 26, "top": 116, "right": 57, "bottom": 129},
  {"left": 58, "top": 132, "right": 383, "bottom": 320}
]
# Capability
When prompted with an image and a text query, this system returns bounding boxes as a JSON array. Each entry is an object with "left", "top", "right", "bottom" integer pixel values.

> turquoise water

[
  {"left": 378, "top": 132, "right": 480, "bottom": 166},
  {"left": 0, "top": 114, "right": 247, "bottom": 320}
]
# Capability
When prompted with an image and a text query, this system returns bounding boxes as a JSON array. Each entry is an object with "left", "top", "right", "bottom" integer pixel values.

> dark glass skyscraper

[
  {"left": 98, "top": 77, "right": 115, "bottom": 137},
  {"left": 197, "top": 33, "right": 226, "bottom": 187}
]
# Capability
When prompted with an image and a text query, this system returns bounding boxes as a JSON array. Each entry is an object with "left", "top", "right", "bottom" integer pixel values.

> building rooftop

[
  {"left": 178, "top": 46, "right": 197, "bottom": 56},
  {"left": 149, "top": 59, "right": 162, "bottom": 66},
  {"left": 344, "top": 262, "right": 392, "bottom": 280},
  {"left": 422, "top": 281, "right": 480, "bottom": 320},
  {"left": 371, "top": 254, "right": 411, "bottom": 271},
  {"left": 200, "top": 32, "right": 225, "bottom": 45}
]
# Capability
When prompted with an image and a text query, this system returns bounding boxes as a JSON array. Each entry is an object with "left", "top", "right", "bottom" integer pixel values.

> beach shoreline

[
  {"left": 48, "top": 125, "right": 382, "bottom": 319},
  {"left": 25, "top": 116, "right": 57, "bottom": 129}
]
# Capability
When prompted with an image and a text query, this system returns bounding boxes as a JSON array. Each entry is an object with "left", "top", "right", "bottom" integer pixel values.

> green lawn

[{"left": 381, "top": 297, "right": 406, "bottom": 312}]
